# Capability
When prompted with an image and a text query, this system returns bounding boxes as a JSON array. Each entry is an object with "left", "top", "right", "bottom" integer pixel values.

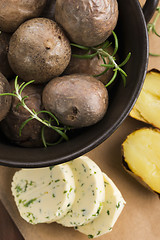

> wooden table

[{"left": 0, "top": 1, "right": 159, "bottom": 240}]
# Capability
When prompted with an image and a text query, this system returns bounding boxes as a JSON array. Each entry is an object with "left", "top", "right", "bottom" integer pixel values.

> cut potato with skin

[
  {"left": 130, "top": 70, "right": 160, "bottom": 127},
  {"left": 76, "top": 172, "right": 125, "bottom": 238},
  {"left": 122, "top": 128, "right": 160, "bottom": 194},
  {"left": 57, "top": 156, "right": 105, "bottom": 227},
  {"left": 11, "top": 164, "right": 76, "bottom": 224}
]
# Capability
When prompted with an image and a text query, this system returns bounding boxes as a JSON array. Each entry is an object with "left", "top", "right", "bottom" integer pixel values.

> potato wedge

[
  {"left": 130, "top": 69, "right": 160, "bottom": 128},
  {"left": 122, "top": 128, "right": 160, "bottom": 194}
]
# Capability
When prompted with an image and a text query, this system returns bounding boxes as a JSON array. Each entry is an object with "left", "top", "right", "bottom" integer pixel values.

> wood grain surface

[
  {"left": 0, "top": 200, "right": 24, "bottom": 240},
  {"left": 0, "top": 1, "right": 159, "bottom": 240}
]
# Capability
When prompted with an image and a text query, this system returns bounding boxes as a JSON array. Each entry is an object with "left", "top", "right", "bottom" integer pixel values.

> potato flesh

[
  {"left": 130, "top": 71, "right": 160, "bottom": 128},
  {"left": 122, "top": 128, "right": 160, "bottom": 193}
]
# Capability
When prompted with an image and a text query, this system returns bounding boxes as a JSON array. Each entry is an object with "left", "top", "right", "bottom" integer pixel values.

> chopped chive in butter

[
  {"left": 116, "top": 202, "right": 121, "bottom": 209},
  {"left": 24, "top": 198, "right": 37, "bottom": 207}
]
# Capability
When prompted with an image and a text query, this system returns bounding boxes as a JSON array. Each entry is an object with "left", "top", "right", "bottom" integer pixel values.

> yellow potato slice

[
  {"left": 130, "top": 70, "right": 160, "bottom": 128},
  {"left": 122, "top": 128, "right": 160, "bottom": 194}
]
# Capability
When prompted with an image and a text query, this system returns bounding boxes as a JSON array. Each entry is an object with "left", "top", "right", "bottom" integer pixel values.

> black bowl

[{"left": 0, "top": 0, "right": 158, "bottom": 168}]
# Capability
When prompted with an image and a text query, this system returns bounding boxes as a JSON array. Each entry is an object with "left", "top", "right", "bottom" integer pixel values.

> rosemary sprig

[
  {"left": 147, "top": 7, "right": 160, "bottom": 56},
  {"left": 71, "top": 31, "right": 131, "bottom": 88},
  {"left": 0, "top": 76, "right": 70, "bottom": 147}
]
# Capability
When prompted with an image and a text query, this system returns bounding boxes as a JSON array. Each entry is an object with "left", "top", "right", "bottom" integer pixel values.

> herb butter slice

[
  {"left": 57, "top": 156, "right": 105, "bottom": 227},
  {"left": 76, "top": 172, "right": 126, "bottom": 238},
  {"left": 11, "top": 164, "right": 76, "bottom": 224}
]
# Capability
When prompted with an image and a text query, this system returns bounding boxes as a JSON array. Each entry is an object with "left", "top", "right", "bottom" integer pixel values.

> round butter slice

[
  {"left": 76, "top": 172, "right": 126, "bottom": 238},
  {"left": 11, "top": 164, "right": 75, "bottom": 224},
  {"left": 57, "top": 156, "right": 105, "bottom": 227}
]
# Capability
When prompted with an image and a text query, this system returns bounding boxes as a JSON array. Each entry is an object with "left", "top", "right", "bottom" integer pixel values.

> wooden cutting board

[{"left": 0, "top": 0, "right": 160, "bottom": 240}]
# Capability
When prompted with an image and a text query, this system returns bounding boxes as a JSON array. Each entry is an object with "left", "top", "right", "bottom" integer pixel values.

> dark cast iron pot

[{"left": 0, "top": 0, "right": 159, "bottom": 168}]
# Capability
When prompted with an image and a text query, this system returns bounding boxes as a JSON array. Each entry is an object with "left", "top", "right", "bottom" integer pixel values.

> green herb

[
  {"left": 81, "top": 209, "right": 86, "bottom": 216},
  {"left": 107, "top": 210, "right": 110, "bottom": 215},
  {"left": 82, "top": 163, "right": 87, "bottom": 172},
  {"left": 15, "top": 185, "right": 22, "bottom": 193},
  {"left": 116, "top": 202, "right": 121, "bottom": 209},
  {"left": 147, "top": 7, "right": 160, "bottom": 56},
  {"left": 0, "top": 76, "right": 70, "bottom": 147},
  {"left": 26, "top": 212, "right": 36, "bottom": 221},
  {"left": 49, "top": 166, "right": 54, "bottom": 170},
  {"left": 55, "top": 179, "right": 60, "bottom": 182},
  {"left": 71, "top": 31, "right": 131, "bottom": 87},
  {"left": 88, "top": 234, "right": 94, "bottom": 239},
  {"left": 24, "top": 198, "right": 37, "bottom": 207}
]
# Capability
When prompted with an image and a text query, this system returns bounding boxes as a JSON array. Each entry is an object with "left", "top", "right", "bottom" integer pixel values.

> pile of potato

[{"left": 0, "top": 0, "right": 118, "bottom": 147}]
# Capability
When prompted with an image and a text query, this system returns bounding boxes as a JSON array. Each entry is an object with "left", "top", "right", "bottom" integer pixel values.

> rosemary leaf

[
  {"left": 105, "top": 70, "right": 118, "bottom": 88},
  {"left": 112, "top": 31, "right": 118, "bottom": 56},
  {"left": 19, "top": 117, "right": 33, "bottom": 136},
  {"left": 41, "top": 126, "right": 47, "bottom": 148},
  {"left": 70, "top": 43, "right": 89, "bottom": 50},
  {"left": 19, "top": 80, "right": 35, "bottom": 95},
  {"left": 119, "top": 52, "right": 131, "bottom": 67},
  {"left": 72, "top": 52, "right": 97, "bottom": 59},
  {"left": 37, "top": 110, "right": 60, "bottom": 125}
]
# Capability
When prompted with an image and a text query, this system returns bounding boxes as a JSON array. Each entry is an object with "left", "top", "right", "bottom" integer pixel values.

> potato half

[
  {"left": 130, "top": 69, "right": 160, "bottom": 128},
  {"left": 122, "top": 128, "right": 160, "bottom": 195}
]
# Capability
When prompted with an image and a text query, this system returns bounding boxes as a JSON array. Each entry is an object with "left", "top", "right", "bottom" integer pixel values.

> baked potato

[
  {"left": 0, "top": 32, "right": 14, "bottom": 79},
  {"left": 0, "top": 79, "right": 59, "bottom": 147},
  {"left": 42, "top": 74, "right": 108, "bottom": 128},
  {"left": 0, "top": 72, "right": 12, "bottom": 122},
  {"left": 0, "top": 0, "right": 47, "bottom": 32},
  {"left": 64, "top": 46, "right": 114, "bottom": 85},
  {"left": 8, "top": 18, "right": 71, "bottom": 83},
  {"left": 55, "top": 0, "right": 118, "bottom": 46}
]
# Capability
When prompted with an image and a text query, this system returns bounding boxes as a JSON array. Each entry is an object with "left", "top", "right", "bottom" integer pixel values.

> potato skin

[
  {"left": 55, "top": 0, "right": 118, "bottom": 46},
  {"left": 0, "top": 0, "right": 47, "bottom": 33},
  {"left": 64, "top": 47, "right": 114, "bottom": 85},
  {"left": 0, "top": 72, "right": 11, "bottom": 121},
  {"left": 8, "top": 18, "right": 71, "bottom": 83},
  {"left": 0, "top": 80, "right": 59, "bottom": 147},
  {"left": 0, "top": 32, "right": 14, "bottom": 79},
  {"left": 42, "top": 74, "right": 108, "bottom": 128}
]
